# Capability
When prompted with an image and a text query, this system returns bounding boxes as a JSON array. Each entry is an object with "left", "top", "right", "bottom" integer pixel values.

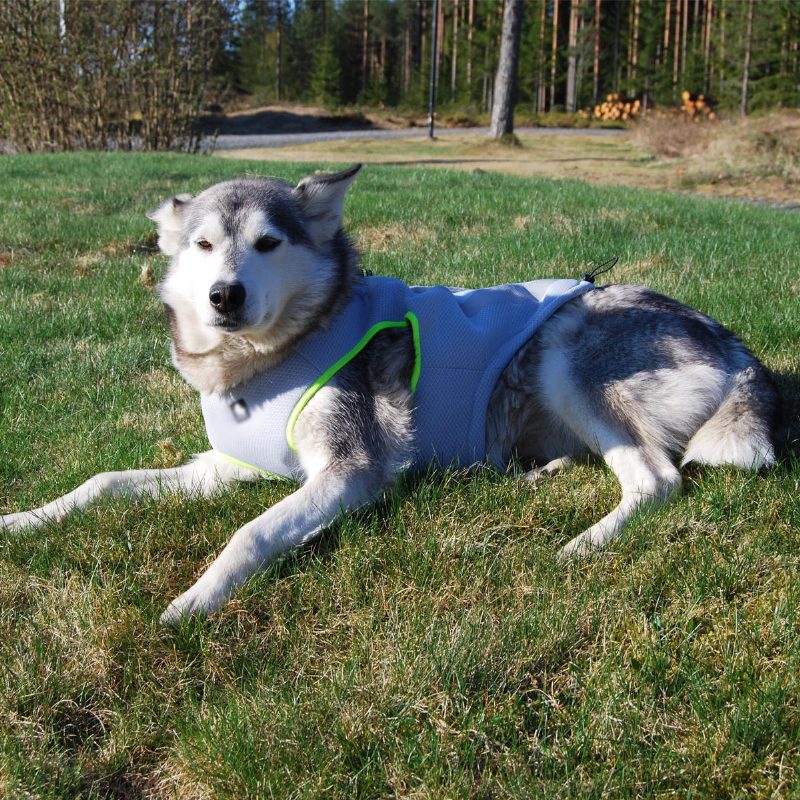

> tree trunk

[
  {"left": 780, "top": 5, "right": 790, "bottom": 77},
  {"left": 626, "top": 0, "right": 633, "bottom": 83},
  {"left": 741, "top": 0, "right": 754, "bottom": 115},
  {"left": 673, "top": 0, "right": 681, "bottom": 89},
  {"left": 631, "top": 0, "right": 640, "bottom": 84},
  {"left": 451, "top": 0, "right": 459, "bottom": 100},
  {"left": 550, "top": 0, "right": 560, "bottom": 109},
  {"left": 403, "top": 20, "right": 411, "bottom": 94},
  {"left": 467, "top": 0, "right": 474, "bottom": 98},
  {"left": 429, "top": 0, "right": 440, "bottom": 134},
  {"left": 718, "top": 0, "right": 725, "bottom": 98},
  {"left": 535, "top": 0, "right": 546, "bottom": 111},
  {"left": 681, "top": 0, "right": 689, "bottom": 81},
  {"left": 703, "top": 0, "right": 713, "bottom": 93},
  {"left": 566, "top": 0, "right": 581, "bottom": 113},
  {"left": 592, "top": 0, "right": 601, "bottom": 105},
  {"left": 417, "top": 0, "right": 426, "bottom": 87},
  {"left": 362, "top": 0, "right": 369, "bottom": 97},
  {"left": 436, "top": 0, "right": 444, "bottom": 90},
  {"left": 489, "top": 0, "right": 524, "bottom": 137},
  {"left": 275, "top": 4, "right": 282, "bottom": 102},
  {"left": 482, "top": 1, "right": 493, "bottom": 112},
  {"left": 612, "top": 0, "right": 621, "bottom": 90}
]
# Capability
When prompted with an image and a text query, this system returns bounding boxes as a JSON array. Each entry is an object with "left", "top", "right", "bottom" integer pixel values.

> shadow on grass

[
  {"left": 249, "top": 467, "right": 519, "bottom": 587},
  {"left": 774, "top": 370, "right": 800, "bottom": 459}
]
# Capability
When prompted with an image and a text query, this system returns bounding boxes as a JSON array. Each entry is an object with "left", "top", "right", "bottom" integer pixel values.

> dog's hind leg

[
  {"left": 558, "top": 427, "right": 681, "bottom": 559},
  {"left": 524, "top": 456, "right": 574, "bottom": 484},
  {"left": 0, "top": 450, "right": 255, "bottom": 533}
]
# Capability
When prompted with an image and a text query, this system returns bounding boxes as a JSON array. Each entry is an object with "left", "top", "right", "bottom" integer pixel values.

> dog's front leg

[
  {"left": 0, "top": 450, "right": 254, "bottom": 533},
  {"left": 160, "top": 467, "right": 383, "bottom": 624}
]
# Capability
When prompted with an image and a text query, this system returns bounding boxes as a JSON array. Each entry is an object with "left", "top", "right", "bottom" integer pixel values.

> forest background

[{"left": 1, "top": 0, "right": 798, "bottom": 153}]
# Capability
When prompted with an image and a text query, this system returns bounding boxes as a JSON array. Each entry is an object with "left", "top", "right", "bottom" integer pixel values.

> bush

[{"left": 0, "top": 1, "right": 231, "bottom": 152}]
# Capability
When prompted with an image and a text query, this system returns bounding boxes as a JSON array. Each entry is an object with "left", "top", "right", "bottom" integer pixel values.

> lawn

[{"left": 0, "top": 153, "right": 798, "bottom": 798}]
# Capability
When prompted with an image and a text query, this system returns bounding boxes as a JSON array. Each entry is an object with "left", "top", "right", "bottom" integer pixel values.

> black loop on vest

[{"left": 582, "top": 256, "right": 618, "bottom": 284}]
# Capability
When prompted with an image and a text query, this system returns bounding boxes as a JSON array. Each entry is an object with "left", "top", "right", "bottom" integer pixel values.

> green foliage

[
  {"left": 237, "top": 0, "right": 289, "bottom": 101},
  {"left": 2, "top": 0, "right": 798, "bottom": 154},
  {"left": 0, "top": 153, "right": 798, "bottom": 796},
  {"left": 740, "top": 0, "right": 800, "bottom": 112},
  {"left": 310, "top": 36, "right": 342, "bottom": 107}
]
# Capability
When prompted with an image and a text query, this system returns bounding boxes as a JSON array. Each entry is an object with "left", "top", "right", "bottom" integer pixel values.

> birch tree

[{"left": 489, "top": 0, "right": 524, "bottom": 138}]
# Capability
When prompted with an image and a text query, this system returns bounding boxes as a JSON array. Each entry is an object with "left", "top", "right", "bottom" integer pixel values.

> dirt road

[{"left": 207, "top": 126, "right": 624, "bottom": 151}]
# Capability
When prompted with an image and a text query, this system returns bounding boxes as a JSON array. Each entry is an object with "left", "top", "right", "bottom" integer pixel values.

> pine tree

[
  {"left": 237, "top": 0, "right": 287, "bottom": 101},
  {"left": 309, "top": 34, "right": 341, "bottom": 106}
]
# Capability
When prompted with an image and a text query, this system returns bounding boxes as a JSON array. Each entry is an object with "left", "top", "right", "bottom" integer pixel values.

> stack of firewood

[
  {"left": 680, "top": 91, "right": 716, "bottom": 121},
  {"left": 593, "top": 93, "right": 642, "bottom": 122}
]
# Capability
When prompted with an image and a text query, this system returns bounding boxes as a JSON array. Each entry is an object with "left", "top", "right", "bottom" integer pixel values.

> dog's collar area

[{"left": 230, "top": 399, "right": 250, "bottom": 422}]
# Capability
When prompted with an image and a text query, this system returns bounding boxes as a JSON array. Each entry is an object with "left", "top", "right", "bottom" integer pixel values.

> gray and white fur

[{"left": 1, "top": 165, "right": 779, "bottom": 624}]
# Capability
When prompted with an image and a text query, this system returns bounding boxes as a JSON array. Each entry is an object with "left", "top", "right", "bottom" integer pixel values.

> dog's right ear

[{"left": 147, "top": 194, "right": 193, "bottom": 256}]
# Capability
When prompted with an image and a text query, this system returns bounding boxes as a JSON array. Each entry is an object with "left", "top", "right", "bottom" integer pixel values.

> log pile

[
  {"left": 593, "top": 93, "right": 642, "bottom": 122},
  {"left": 680, "top": 91, "right": 716, "bottom": 121},
  {"left": 582, "top": 90, "right": 719, "bottom": 125}
]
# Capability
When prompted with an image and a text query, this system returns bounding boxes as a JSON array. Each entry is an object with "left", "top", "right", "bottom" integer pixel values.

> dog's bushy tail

[{"left": 681, "top": 363, "right": 779, "bottom": 470}]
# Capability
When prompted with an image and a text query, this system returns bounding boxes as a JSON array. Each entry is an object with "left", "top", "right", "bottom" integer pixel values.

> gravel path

[{"left": 207, "top": 126, "right": 626, "bottom": 151}]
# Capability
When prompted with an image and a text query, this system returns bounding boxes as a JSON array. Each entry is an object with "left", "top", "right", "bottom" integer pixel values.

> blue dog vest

[{"left": 201, "top": 276, "right": 594, "bottom": 480}]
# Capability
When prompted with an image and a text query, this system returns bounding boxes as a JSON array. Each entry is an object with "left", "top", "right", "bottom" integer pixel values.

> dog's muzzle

[{"left": 209, "top": 281, "right": 246, "bottom": 314}]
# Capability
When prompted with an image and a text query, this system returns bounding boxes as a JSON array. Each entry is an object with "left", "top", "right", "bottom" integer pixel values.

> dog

[{"left": 0, "top": 165, "right": 779, "bottom": 625}]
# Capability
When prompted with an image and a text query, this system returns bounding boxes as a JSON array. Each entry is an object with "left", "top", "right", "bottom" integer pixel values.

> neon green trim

[
  {"left": 405, "top": 311, "right": 421, "bottom": 392},
  {"left": 215, "top": 450, "right": 291, "bottom": 481},
  {"left": 285, "top": 312, "right": 422, "bottom": 452}
]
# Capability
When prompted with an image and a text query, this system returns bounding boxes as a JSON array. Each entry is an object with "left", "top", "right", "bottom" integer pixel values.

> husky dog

[{"left": 1, "top": 165, "right": 778, "bottom": 625}]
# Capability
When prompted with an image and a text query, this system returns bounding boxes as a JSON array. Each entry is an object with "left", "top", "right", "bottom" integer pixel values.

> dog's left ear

[
  {"left": 293, "top": 164, "right": 361, "bottom": 246},
  {"left": 147, "top": 193, "right": 193, "bottom": 256}
]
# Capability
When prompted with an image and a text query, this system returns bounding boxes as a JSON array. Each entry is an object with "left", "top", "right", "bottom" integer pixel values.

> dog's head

[{"left": 149, "top": 165, "right": 361, "bottom": 355}]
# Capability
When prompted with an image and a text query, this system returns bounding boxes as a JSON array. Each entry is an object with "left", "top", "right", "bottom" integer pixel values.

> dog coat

[{"left": 201, "top": 276, "right": 594, "bottom": 480}]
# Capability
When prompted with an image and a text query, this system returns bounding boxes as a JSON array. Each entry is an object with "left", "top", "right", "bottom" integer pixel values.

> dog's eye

[
  {"left": 196, "top": 239, "right": 213, "bottom": 251},
  {"left": 254, "top": 235, "right": 281, "bottom": 253}
]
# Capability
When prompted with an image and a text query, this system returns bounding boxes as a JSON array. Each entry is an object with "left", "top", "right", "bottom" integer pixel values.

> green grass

[{"left": 0, "top": 153, "right": 799, "bottom": 798}]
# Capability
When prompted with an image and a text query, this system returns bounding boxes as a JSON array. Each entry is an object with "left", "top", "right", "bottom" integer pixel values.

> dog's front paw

[
  {"left": 557, "top": 535, "right": 589, "bottom": 561},
  {"left": 0, "top": 511, "right": 37, "bottom": 533},
  {"left": 160, "top": 579, "right": 227, "bottom": 626}
]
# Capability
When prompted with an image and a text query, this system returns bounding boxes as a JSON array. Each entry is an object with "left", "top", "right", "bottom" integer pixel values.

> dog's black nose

[{"left": 209, "top": 281, "right": 246, "bottom": 312}]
